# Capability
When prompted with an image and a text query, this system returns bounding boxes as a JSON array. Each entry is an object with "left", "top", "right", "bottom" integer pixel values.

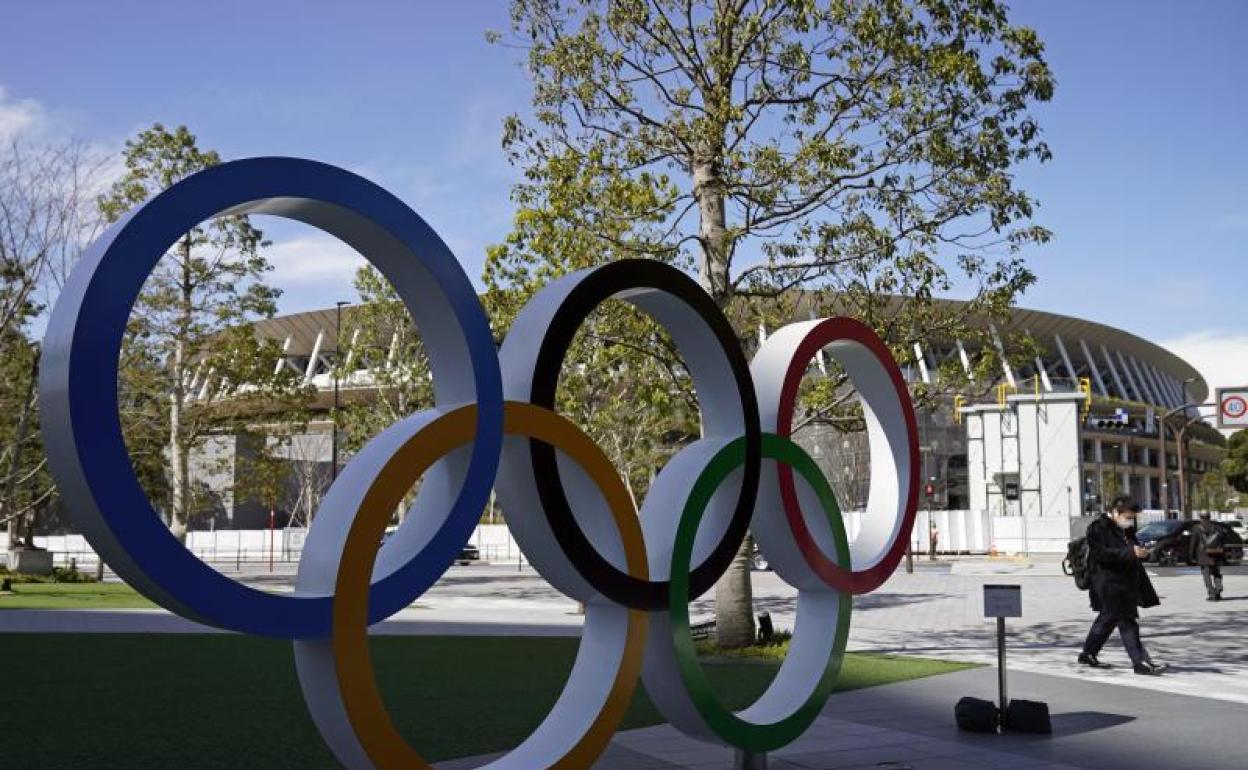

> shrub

[{"left": 0, "top": 565, "right": 98, "bottom": 584}]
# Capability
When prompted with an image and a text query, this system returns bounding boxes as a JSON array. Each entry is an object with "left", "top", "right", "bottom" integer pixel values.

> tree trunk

[
  {"left": 692, "top": 156, "right": 732, "bottom": 300},
  {"left": 168, "top": 235, "right": 193, "bottom": 543},
  {"left": 169, "top": 357, "right": 188, "bottom": 542},
  {"left": 715, "top": 533, "right": 756, "bottom": 647},
  {"left": 3, "top": 349, "right": 40, "bottom": 550},
  {"left": 694, "top": 151, "right": 755, "bottom": 648}
]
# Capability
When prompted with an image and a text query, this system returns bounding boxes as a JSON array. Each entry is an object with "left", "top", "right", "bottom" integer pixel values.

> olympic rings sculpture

[{"left": 40, "top": 158, "right": 918, "bottom": 768}]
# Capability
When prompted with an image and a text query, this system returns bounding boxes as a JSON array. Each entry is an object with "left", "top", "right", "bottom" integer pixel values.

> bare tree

[
  {"left": 0, "top": 138, "right": 106, "bottom": 550},
  {"left": 283, "top": 432, "right": 332, "bottom": 529}
]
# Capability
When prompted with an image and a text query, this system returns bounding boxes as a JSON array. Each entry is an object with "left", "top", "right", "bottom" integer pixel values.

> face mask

[{"left": 1115, "top": 516, "right": 1135, "bottom": 530}]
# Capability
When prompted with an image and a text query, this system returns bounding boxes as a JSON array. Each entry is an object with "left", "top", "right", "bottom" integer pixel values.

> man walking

[
  {"left": 1191, "top": 511, "right": 1225, "bottom": 601},
  {"left": 928, "top": 522, "right": 940, "bottom": 561},
  {"left": 1078, "top": 496, "right": 1169, "bottom": 675}
]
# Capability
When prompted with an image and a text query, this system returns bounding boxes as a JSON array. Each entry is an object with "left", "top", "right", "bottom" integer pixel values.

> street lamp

[
  {"left": 1157, "top": 377, "right": 1198, "bottom": 515},
  {"left": 331, "top": 301, "right": 350, "bottom": 482},
  {"left": 1175, "top": 414, "right": 1206, "bottom": 518}
]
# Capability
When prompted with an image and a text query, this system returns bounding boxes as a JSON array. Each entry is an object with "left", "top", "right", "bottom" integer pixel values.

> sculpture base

[{"left": 6, "top": 547, "right": 53, "bottom": 576}]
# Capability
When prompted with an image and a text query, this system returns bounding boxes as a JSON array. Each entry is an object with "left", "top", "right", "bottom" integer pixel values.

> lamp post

[
  {"left": 1157, "top": 377, "right": 1198, "bottom": 515},
  {"left": 1177, "top": 417, "right": 1196, "bottom": 518},
  {"left": 1174, "top": 409, "right": 1217, "bottom": 519},
  {"left": 331, "top": 301, "right": 350, "bottom": 482}
]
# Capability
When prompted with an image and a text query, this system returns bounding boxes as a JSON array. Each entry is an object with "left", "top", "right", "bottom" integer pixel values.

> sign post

[
  {"left": 984, "top": 584, "right": 1022, "bottom": 721},
  {"left": 1217, "top": 387, "right": 1248, "bottom": 430}
]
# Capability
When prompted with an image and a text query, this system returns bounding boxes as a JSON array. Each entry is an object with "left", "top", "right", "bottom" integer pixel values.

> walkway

[
  {"left": 5, "top": 562, "right": 1246, "bottom": 704},
  {"left": 442, "top": 666, "right": 1248, "bottom": 769}
]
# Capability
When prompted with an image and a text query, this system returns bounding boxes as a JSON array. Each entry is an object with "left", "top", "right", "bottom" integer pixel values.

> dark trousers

[
  {"left": 1202, "top": 565, "right": 1223, "bottom": 597},
  {"left": 1082, "top": 610, "right": 1147, "bottom": 666}
]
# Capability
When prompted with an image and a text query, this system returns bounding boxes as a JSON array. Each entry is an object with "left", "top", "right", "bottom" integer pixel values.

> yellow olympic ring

[{"left": 321, "top": 402, "right": 648, "bottom": 768}]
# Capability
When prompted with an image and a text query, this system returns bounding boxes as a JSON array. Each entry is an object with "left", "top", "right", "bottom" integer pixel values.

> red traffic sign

[{"left": 1217, "top": 387, "right": 1248, "bottom": 429}]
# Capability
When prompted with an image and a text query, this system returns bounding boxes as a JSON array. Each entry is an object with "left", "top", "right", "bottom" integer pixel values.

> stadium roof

[{"left": 251, "top": 297, "right": 1207, "bottom": 404}]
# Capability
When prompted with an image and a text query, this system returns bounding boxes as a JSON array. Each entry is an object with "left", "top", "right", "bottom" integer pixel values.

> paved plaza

[
  {"left": 6, "top": 557, "right": 1246, "bottom": 703},
  {"left": 5, "top": 557, "right": 1246, "bottom": 767},
  {"left": 441, "top": 666, "right": 1248, "bottom": 769}
]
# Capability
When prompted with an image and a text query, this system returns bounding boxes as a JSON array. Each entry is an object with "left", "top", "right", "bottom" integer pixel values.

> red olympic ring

[{"left": 774, "top": 317, "right": 920, "bottom": 594}]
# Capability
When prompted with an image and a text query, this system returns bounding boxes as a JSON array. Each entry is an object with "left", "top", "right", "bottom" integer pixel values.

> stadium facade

[{"left": 199, "top": 299, "right": 1224, "bottom": 550}]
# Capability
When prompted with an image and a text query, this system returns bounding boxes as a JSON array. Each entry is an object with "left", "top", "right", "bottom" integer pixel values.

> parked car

[
  {"left": 457, "top": 544, "right": 480, "bottom": 566},
  {"left": 1135, "top": 520, "right": 1244, "bottom": 566},
  {"left": 382, "top": 528, "right": 480, "bottom": 566}
]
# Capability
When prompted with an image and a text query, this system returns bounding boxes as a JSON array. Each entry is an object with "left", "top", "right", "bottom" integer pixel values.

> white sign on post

[
  {"left": 1217, "top": 387, "right": 1248, "bottom": 429},
  {"left": 984, "top": 584, "right": 1022, "bottom": 618}
]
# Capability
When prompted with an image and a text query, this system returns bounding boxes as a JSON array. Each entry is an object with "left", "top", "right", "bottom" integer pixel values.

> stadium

[{"left": 163, "top": 296, "right": 1220, "bottom": 555}]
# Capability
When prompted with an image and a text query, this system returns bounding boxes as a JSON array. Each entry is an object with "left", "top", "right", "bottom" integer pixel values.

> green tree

[
  {"left": 490, "top": 0, "right": 1053, "bottom": 646},
  {"left": 335, "top": 266, "right": 435, "bottom": 457},
  {"left": 99, "top": 124, "right": 306, "bottom": 541},
  {"left": 1224, "top": 429, "right": 1248, "bottom": 495},
  {"left": 232, "top": 428, "right": 296, "bottom": 529},
  {"left": 0, "top": 334, "right": 50, "bottom": 549},
  {"left": 1099, "top": 471, "right": 1121, "bottom": 511},
  {"left": 1196, "top": 465, "right": 1235, "bottom": 514},
  {"left": 332, "top": 266, "right": 447, "bottom": 527},
  {"left": 569, "top": 327, "right": 696, "bottom": 511}
]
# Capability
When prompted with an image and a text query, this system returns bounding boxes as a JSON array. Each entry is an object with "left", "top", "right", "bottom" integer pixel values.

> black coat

[
  {"left": 1086, "top": 515, "right": 1160, "bottom": 618},
  {"left": 1191, "top": 520, "right": 1225, "bottom": 567}
]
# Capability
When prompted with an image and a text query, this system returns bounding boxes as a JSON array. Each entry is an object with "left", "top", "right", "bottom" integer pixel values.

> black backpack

[{"left": 1063, "top": 537, "right": 1091, "bottom": 590}]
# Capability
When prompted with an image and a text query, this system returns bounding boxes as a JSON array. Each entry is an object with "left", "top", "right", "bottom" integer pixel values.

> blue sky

[{"left": 2, "top": 0, "right": 1245, "bottom": 391}]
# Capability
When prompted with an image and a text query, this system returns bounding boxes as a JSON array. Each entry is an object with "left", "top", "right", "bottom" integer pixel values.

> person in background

[
  {"left": 1191, "top": 511, "right": 1225, "bottom": 601},
  {"left": 1078, "top": 496, "right": 1169, "bottom": 675},
  {"left": 928, "top": 522, "right": 940, "bottom": 561}
]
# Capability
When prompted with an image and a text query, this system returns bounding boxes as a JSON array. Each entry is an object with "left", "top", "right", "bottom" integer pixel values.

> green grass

[
  {"left": 0, "top": 582, "right": 153, "bottom": 609},
  {"left": 0, "top": 634, "right": 972, "bottom": 767},
  {"left": 695, "top": 631, "right": 795, "bottom": 661},
  {"left": 694, "top": 633, "right": 975, "bottom": 689}
]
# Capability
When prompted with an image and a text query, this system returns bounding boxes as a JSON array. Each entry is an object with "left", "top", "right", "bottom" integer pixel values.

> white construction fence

[
  {"left": 15, "top": 512, "right": 1085, "bottom": 575},
  {"left": 18, "top": 507, "right": 1240, "bottom": 572}
]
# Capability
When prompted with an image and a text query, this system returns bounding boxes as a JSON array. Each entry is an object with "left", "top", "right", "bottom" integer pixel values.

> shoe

[
  {"left": 1214, "top": 594, "right": 1223, "bottom": 602},
  {"left": 1134, "top": 661, "right": 1169, "bottom": 675},
  {"left": 1208, "top": 596, "right": 1217, "bottom": 601},
  {"left": 1078, "top": 653, "right": 1107, "bottom": 668}
]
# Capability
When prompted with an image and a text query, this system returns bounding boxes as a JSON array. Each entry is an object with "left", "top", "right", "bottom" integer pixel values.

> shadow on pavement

[
  {"left": 854, "top": 591, "right": 959, "bottom": 610},
  {"left": 824, "top": 667, "right": 1247, "bottom": 769},
  {"left": 1049, "top": 710, "right": 1136, "bottom": 737}
]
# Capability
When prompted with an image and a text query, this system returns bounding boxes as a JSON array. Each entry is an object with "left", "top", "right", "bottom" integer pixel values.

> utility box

[{"left": 6, "top": 546, "right": 53, "bottom": 576}]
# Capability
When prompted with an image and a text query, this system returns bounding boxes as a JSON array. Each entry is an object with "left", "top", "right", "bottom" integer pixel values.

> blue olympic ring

[{"left": 38, "top": 158, "right": 504, "bottom": 637}]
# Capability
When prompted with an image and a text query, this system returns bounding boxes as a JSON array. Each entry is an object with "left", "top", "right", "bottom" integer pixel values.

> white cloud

[
  {"left": 0, "top": 84, "right": 124, "bottom": 194},
  {"left": 265, "top": 234, "right": 365, "bottom": 285},
  {"left": 0, "top": 86, "right": 48, "bottom": 144},
  {"left": 1159, "top": 330, "right": 1248, "bottom": 397}
]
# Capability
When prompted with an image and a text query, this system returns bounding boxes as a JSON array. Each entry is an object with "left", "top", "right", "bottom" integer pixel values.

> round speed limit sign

[{"left": 1219, "top": 389, "right": 1248, "bottom": 427}]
